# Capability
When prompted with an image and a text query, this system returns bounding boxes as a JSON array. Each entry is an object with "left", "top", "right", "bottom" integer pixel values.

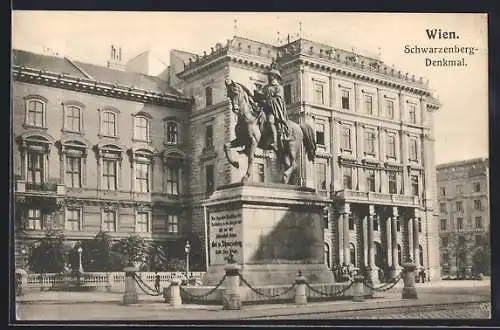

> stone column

[
  {"left": 343, "top": 203, "right": 351, "bottom": 265},
  {"left": 366, "top": 205, "right": 378, "bottom": 284},
  {"left": 337, "top": 213, "right": 344, "bottom": 266},
  {"left": 386, "top": 216, "right": 392, "bottom": 268},
  {"left": 223, "top": 260, "right": 241, "bottom": 310},
  {"left": 402, "top": 262, "right": 418, "bottom": 299},
  {"left": 390, "top": 207, "right": 401, "bottom": 278},
  {"left": 407, "top": 217, "right": 414, "bottom": 262},
  {"left": 413, "top": 209, "right": 420, "bottom": 267},
  {"left": 362, "top": 216, "right": 368, "bottom": 267},
  {"left": 294, "top": 271, "right": 307, "bottom": 305}
]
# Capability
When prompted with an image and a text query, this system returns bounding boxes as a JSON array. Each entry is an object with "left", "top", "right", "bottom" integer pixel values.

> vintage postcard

[{"left": 11, "top": 12, "right": 490, "bottom": 322}]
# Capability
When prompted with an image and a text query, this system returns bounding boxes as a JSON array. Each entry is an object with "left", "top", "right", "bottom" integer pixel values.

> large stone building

[
  {"left": 12, "top": 34, "right": 442, "bottom": 281},
  {"left": 436, "top": 158, "right": 490, "bottom": 277}
]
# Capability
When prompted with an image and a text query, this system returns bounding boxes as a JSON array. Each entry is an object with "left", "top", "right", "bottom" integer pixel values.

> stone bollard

[
  {"left": 352, "top": 275, "right": 365, "bottom": 302},
  {"left": 401, "top": 262, "right": 418, "bottom": 299},
  {"left": 106, "top": 272, "right": 114, "bottom": 293},
  {"left": 294, "top": 271, "right": 307, "bottom": 305},
  {"left": 223, "top": 262, "right": 242, "bottom": 310},
  {"left": 122, "top": 266, "right": 139, "bottom": 305},
  {"left": 169, "top": 279, "right": 182, "bottom": 308}
]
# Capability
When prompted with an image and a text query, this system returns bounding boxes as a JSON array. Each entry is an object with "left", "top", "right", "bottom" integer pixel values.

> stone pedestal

[
  {"left": 202, "top": 183, "right": 334, "bottom": 287},
  {"left": 122, "top": 267, "right": 139, "bottom": 305},
  {"left": 389, "top": 265, "right": 402, "bottom": 280},
  {"left": 169, "top": 279, "right": 182, "bottom": 308},
  {"left": 222, "top": 262, "right": 241, "bottom": 310},
  {"left": 365, "top": 266, "right": 379, "bottom": 286},
  {"left": 294, "top": 272, "right": 308, "bottom": 305},
  {"left": 352, "top": 275, "right": 365, "bottom": 302},
  {"left": 401, "top": 262, "right": 418, "bottom": 299}
]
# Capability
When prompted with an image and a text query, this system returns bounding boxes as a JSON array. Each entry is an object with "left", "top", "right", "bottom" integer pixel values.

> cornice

[{"left": 12, "top": 66, "right": 192, "bottom": 109}]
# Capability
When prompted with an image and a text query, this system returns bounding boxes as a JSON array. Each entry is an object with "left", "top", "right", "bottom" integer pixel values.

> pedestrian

[
  {"left": 154, "top": 272, "right": 161, "bottom": 292},
  {"left": 421, "top": 269, "right": 426, "bottom": 283}
]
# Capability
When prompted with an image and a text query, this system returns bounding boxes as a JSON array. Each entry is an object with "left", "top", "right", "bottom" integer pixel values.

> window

[
  {"left": 456, "top": 185, "right": 463, "bottom": 195},
  {"left": 442, "top": 236, "right": 448, "bottom": 247},
  {"left": 65, "top": 156, "right": 81, "bottom": 188},
  {"left": 387, "top": 134, "right": 396, "bottom": 158},
  {"left": 367, "top": 170, "right": 376, "bottom": 192},
  {"left": 64, "top": 105, "right": 81, "bottom": 132},
  {"left": 409, "top": 138, "right": 418, "bottom": 161},
  {"left": 324, "top": 243, "right": 330, "bottom": 268},
  {"left": 25, "top": 98, "right": 45, "bottom": 127},
  {"left": 441, "top": 187, "right": 446, "bottom": 196},
  {"left": 206, "top": 165, "right": 214, "bottom": 193},
  {"left": 102, "top": 159, "right": 117, "bottom": 190},
  {"left": 167, "top": 215, "right": 179, "bottom": 233},
  {"left": 135, "top": 163, "right": 150, "bottom": 193},
  {"left": 442, "top": 250, "right": 449, "bottom": 265},
  {"left": 397, "top": 244, "right": 402, "bottom": 265},
  {"left": 396, "top": 218, "right": 401, "bottom": 232},
  {"left": 411, "top": 175, "right": 419, "bottom": 196},
  {"left": 457, "top": 217, "right": 463, "bottom": 230},
  {"left": 165, "top": 122, "right": 179, "bottom": 145},
  {"left": 136, "top": 212, "right": 149, "bottom": 233},
  {"left": 323, "top": 208, "right": 329, "bottom": 229},
  {"left": 458, "top": 235, "right": 466, "bottom": 246},
  {"left": 388, "top": 172, "right": 397, "bottom": 194},
  {"left": 474, "top": 200, "right": 482, "bottom": 210},
  {"left": 205, "top": 86, "right": 213, "bottom": 106},
  {"left": 343, "top": 167, "right": 353, "bottom": 190},
  {"left": 364, "top": 129, "right": 376, "bottom": 155},
  {"left": 408, "top": 104, "right": 417, "bottom": 123},
  {"left": 440, "top": 218, "right": 447, "bottom": 230},
  {"left": 65, "top": 208, "right": 81, "bottom": 231},
  {"left": 341, "top": 125, "right": 352, "bottom": 151},
  {"left": 386, "top": 99, "right": 394, "bottom": 119},
  {"left": 317, "top": 163, "right": 327, "bottom": 191},
  {"left": 456, "top": 201, "right": 463, "bottom": 212},
  {"left": 315, "top": 123, "right": 325, "bottom": 146},
  {"left": 314, "top": 83, "right": 324, "bottom": 104},
  {"left": 418, "top": 218, "right": 422, "bottom": 232},
  {"left": 349, "top": 243, "right": 356, "bottom": 266},
  {"left": 475, "top": 216, "right": 482, "bottom": 229},
  {"left": 373, "top": 217, "right": 379, "bottom": 231},
  {"left": 26, "top": 209, "right": 42, "bottom": 230},
  {"left": 341, "top": 90, "right": 350, "bottom": 110},
  {"left": 27, "top": 152, "right": 44, "bottom": 184},
  {"left": 134, "top": 116, "right": 150, "bottom": 141},
  {"left": 473, "top": 182, "right": 481, "bottom": 193},
  {"left": 205, "top": 125, "right": 214, "bottom": 149},
  {"left": 284, "top": 84, "right": 292, "bottom": 105},
  {"left": 101, "top": 111, "right": 117, "bottom": 137},
  {"left": 102, "top": 211, "right": 116, "bottom": 232},
  {"left": 348, "top": 216, "right": 354, "bottom": 230},
  {"left": 440, "top": 203, "right": 446, "bottom": 214},
  {"left": 165, "top": 165, "right": 180, "bottom": 195},
  {"left": 475, "top": 235, "right": 482, "bottom": 245},
  {"left": 364, "top": 94, "right": 373, "bottom": 115}
]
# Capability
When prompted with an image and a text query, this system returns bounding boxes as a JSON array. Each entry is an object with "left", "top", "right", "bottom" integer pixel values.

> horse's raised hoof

[{"left": 233, "top": 161, "right": 239, "bottom": 169}]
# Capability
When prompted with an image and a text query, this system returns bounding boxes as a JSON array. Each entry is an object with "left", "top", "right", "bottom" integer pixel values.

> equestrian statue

[{"left": 224, "top": 60, "right": 316, "bottom": 184}]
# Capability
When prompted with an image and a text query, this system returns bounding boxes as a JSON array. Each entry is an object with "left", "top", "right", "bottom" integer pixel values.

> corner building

[{"left": 170, "top": 36, "right": 441, "bottom": 281}]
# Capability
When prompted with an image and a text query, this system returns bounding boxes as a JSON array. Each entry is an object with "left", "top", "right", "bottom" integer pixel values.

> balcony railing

[
  {"left": 337, "top": 189, "right": 420, "bottom": 206},
  {"left": 16, "top": 180, "right": 66, "bottom": 195}
]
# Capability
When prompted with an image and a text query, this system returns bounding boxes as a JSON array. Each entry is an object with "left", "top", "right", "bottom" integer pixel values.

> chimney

[{"left": 107, "top": 44, "right": 125, "bottom": 70}]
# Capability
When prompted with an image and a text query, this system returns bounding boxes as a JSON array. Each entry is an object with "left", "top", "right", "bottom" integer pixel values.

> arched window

[
  {"left": 349, "top": 243, "right": 356, "bottom": 266},
  {"left": 24, "top": 96, "right": 47, "bottom": 128},
  {"left": 419, "top": 245, "right": 424, "bottom": 266},
  {"left": 397, "top": 244, "right": 402, "bottom": 265},
  {"left": 134, "top": 116, "right": 150, "bottom": 141},
  {"left": 165, "top": 121, "right": 179, "bottom": 145},
  {"left": 63, "top": 102, "right": 84, "bottom": 133},
  {"left": 324, "top": 243, "right": 331, "bottom": 268},
  {"left": 99, "top": 108, "right": 119, "bottom": 138}
]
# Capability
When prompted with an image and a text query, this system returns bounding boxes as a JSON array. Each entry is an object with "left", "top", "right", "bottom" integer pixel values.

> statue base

[{"left": 202, "top": 183, "right": 334, "bottom": 286}]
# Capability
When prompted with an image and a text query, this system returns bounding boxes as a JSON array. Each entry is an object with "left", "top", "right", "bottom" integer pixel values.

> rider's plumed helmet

[{"left": 267, "top": 59, "right": 282, "bottom": 80}]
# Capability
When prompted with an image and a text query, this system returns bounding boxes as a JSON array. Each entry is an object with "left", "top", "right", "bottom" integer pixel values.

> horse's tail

[{"left": 299, "top": 123, "right": 316, "bottom": 162}]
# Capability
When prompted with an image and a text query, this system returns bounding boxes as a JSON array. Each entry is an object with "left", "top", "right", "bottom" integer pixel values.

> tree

[
  {"left": 473, "top": 232, "right": 491, "bottom": 276},
  {"left": 144, "top": 241, "right": 169, "bottom": 271},
  {"left": 29, "top": 229, "right": 66, "bottom": 273},
  {"left": 111, "top": 234, "right": 149, "bottom": 268},
  {"left": 76, "top": 231, "right": 122, "bottom": 272}
]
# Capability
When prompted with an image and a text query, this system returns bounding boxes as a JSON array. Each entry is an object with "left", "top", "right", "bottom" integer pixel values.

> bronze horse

[{"left": 224, "top": 79, "right": 316, "bottom": 184}]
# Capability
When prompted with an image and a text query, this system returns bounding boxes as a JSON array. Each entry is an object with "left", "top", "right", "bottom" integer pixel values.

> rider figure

[{"left": 253, "top": 60, "right": 290, "bottom": 152}]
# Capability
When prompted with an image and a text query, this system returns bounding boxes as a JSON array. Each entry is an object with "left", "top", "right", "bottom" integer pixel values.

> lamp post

[
  {"left": 184, "top": 240, "right": 191, "bottom": 281},
  {"left": 77, "top": 246, "right": 84, "bottom": 274},
  {"left": 21, "top": 248, "right": 27, "bottom": 269}
]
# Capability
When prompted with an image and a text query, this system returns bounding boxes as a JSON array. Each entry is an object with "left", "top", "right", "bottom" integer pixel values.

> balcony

[
  {"left": 16, "top": 180, "right": 66, "bottom": 196},
  {"left": 336, "top": 189, "right": 420, "bottom": 207}
]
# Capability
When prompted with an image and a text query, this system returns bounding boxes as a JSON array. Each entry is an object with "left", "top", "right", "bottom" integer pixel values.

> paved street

[{"left": 15, "top": 279, "right": 490, "bottom": 321}]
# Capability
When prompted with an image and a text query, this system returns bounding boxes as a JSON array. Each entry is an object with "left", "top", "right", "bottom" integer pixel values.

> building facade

[
  {"left": 13, "top": 34, "right": 442, "bottom": 281},
  {"left": 436, "top": 158, "right": 490, "bottom": 277}
]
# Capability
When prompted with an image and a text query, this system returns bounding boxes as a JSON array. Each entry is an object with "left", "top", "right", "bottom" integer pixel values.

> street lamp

[
  {"left": 21, "top": 248, "right": 27, "bottom": 269},
  {"left": 184, "top": 240, "right": 191, "bottom": 281},
  {"left": 77, "top": 246, "right": 84, "bottom": 274}
]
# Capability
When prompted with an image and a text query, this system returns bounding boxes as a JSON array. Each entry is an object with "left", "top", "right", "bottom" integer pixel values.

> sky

[{"left": 11, "top": 12, "right": 489, "bottom": 165}]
